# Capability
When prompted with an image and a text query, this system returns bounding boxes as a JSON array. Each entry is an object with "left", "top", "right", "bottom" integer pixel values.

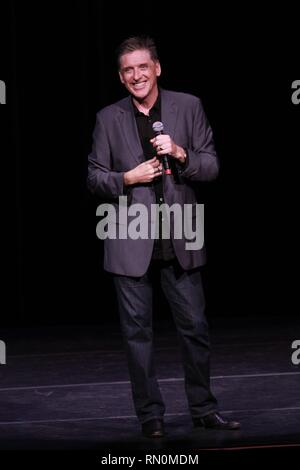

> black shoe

[
  {"left": 141, "top": 419, "right": 165, "bottom": 438},
  {"left": 193, "top": 412, "right": 240, "bottom": 430}
]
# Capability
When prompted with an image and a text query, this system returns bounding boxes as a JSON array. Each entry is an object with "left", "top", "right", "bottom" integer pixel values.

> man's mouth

[{"left": 132, "top": 82, "right": 147, "bottom": 90}]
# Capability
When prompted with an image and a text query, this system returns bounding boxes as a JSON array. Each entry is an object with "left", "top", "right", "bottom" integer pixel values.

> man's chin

[
  {"left": 131, "top": 91, "right": 148, "bottom": 102},
  {"left": 132, "top": 86, "right": 146, "bottom": 93},
  {"left": 130, "top": 85, "right": 149, "bottom": 97}
]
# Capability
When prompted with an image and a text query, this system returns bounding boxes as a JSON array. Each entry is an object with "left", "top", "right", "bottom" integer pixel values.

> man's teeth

[{"left": 133, "top": 82, "right": 146, "bottom": 89}]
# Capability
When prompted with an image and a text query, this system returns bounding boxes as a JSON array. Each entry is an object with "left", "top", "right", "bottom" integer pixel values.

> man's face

[{"left": 119, "top": 49, "right": 161, "bottom": 101}]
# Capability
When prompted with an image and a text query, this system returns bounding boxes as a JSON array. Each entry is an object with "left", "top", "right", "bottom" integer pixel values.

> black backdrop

[{"left": 4, "top": 1, "right": 299, "bottom": 326}]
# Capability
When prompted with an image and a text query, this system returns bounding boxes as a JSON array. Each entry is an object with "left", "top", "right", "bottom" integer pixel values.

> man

[{"left": 87, "top": 36, "right": 240, "bottom": 437}]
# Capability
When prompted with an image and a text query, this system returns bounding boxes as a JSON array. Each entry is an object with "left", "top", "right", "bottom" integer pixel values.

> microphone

[{"left": 152, "top": 121, "right": 172, "bottom": 175}]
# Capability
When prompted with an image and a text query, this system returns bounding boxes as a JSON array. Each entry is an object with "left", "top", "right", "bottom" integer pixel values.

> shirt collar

[{"left": 133, "top": 91, "right": 161, "bottom": 116}]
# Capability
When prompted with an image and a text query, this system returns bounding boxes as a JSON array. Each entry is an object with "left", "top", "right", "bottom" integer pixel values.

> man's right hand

[{"left": 123, "top": 157, "right": 163, "bottom": 186}]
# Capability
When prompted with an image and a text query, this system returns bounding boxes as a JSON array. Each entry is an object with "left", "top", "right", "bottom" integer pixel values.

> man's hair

[{"left": 116, "top": 36, "right": 159, "bottom": 69}]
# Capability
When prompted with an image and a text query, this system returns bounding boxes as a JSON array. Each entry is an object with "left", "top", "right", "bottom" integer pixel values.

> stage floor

[{"left": 0, "top": 314, "right": 299, "bottom": 453}]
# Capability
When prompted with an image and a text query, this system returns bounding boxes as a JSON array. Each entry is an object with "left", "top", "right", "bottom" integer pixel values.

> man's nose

[{"left": 133, "top": 68, "right": 142, "bottom": 81}]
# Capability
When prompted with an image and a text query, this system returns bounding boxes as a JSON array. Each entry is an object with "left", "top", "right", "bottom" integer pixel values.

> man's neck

[{"left": 132, "top": 88, "right": 159, "bottom": 116}]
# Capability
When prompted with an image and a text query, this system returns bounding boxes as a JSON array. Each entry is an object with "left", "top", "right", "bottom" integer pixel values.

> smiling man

[
  {"left": 118, "top": 47, "right": 161, "bottom": 110},
  {"left": 87, "top": 35, "right": 240, "bottom": 438}
]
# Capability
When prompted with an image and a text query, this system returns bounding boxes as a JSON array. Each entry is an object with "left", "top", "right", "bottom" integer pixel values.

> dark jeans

[{"left": 113, "top": 259, "right": 218, "bottom": 424}]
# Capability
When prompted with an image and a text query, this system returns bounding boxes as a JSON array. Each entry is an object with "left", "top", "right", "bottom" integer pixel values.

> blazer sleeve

[
  {"left": 87, "top": 112, "right": 125, "bottom": 198},
  {"left": 180, "top": 98, "right": 219, "bottom": 181}
]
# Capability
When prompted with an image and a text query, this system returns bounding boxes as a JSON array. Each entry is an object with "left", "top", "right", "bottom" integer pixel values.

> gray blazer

[{"left": 87, "top": 89, "right": 219, "bottom": 276}]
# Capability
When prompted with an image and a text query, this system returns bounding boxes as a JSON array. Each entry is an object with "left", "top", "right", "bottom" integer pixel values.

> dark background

[{"left": 3, "top": 1, "right": 299, "bottom": 326}]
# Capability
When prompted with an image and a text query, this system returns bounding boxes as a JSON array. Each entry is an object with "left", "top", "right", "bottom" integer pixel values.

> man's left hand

[{"left": 150, "top": 136, "right": 186, "bottom": 164}]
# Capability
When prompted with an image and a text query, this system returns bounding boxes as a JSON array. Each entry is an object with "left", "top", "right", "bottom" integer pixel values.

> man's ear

[
  {"left": 119, "top": 71, "right": 124, "bottom": 84},
  {"left": 155, "top": 61, "right": 161, "bottom": 77}
]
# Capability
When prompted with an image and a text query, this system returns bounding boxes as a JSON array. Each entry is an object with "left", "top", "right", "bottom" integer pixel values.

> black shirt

[{"left": 133, "top": 94, "right": 175, "bottom": 261}]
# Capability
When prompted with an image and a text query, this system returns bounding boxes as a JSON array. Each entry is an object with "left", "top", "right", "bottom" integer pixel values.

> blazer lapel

[
  {"left": 161, "top": 89, "right": 178, "bottom": 138},
  {"left": 118, "top": 98, "right": 144, "bottom": 165}
]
